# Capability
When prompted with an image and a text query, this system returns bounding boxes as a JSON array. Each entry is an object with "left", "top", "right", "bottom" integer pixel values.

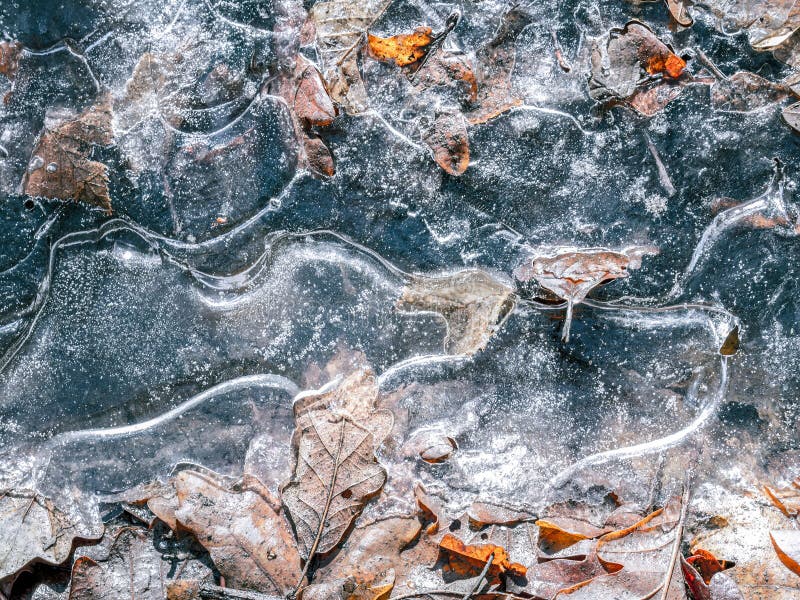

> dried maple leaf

[
  {"left": 368, "top": 27, "right": 433, "bottom": 67},
  {"left": 421, "top": 110, "right": 470, "bottom": 175},
  {"left": 69, "top": 526, "right": 213, "bottom": 599},
  {"left": 515, "top": 246, "right": 658, "bottom": 341},
  {"left": 397, "top": 269, "right": 515, "bottom": 355},
  {"left": 439, "top": 532, "right": 527, "bottom": 581},
  {"left": 589, "top": 21, "right": 686, "bottom": 114},
  {"left": 146, "top": 468, "right": 302, "bottom": 596},
  {"left": 467, "top": 8, "right": 532, "bottom": 125},
  {"left": 281, "top": 402, "right": 387, "bottom": 576},
  {"left": 764, "top": 479, "right": 800, "bottom": 517},
  {"left": 771, "top": 530, "right": 800, "bottom": 576},
  {"left": 0, "top": 489, "right": 103, "bottom": 582},
  {"left": 0, "top": 41, "right": 21, "bottom": 81},
  {"left": 310, "top": 0, "right": 391, "bottom": 114},
  {"left": 22, "top": 97, "right": 114, "bottom": 212}
]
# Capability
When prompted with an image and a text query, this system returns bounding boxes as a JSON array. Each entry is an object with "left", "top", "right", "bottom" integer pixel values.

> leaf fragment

[
  {"left": 421, "top": 110, "right": 470, "bottom": 175},
  {"left": 22, "top": 97, "right": 114, "bottom": 212},
  {"left": 368, "top": 27, "right": 433, "bottom": 67},
  {"left": 398, "top": 269, "right": 515, "bottom": 355},
  {"left": 0, "top": 41, "right": 22, "bottom": 81},
  {"left": 439, "top": 533, "right": 527, "bottom": 580},
  {"left": 665, "top": 0, "right": 693, "bottom": 27},
  {"left": 764, "top": 480, "right": 800, "bottom": 517},
  {"left": 771, "top": 530, "right": 800, "bottom": 577},
  {"left": 0, "top": 489, "right": 103, "bottom": 582},
  {"left": 711, "top": 71, "right": 791, "bottom": 112},
  {"left": 467, "top": 500, "right": 534, "bottom": 528}
]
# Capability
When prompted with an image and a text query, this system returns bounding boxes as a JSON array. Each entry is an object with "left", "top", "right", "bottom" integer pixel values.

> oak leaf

[
  {"left": 22, "top": 98, "right": 114, "bottom": 212},
  {"left": 397, "top": 269, "right": 515, "bottom": 355},
  {"left": 281, "top": 405, "right": 387, "bottom": 562},
  {"left": 368, "top": 28, "right": 433, "bottom": 67}
]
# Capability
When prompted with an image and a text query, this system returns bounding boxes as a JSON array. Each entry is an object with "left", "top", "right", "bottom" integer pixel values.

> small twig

[
  {"left": 410, "top": 9, "right": 461, "bottom": 83},
  {"left": 659, "top": 478, "right": 692, "bottom": 600},
  {"left": 644, "top": 133, "right": 677, "bottom": 197},
  {"left": 551, "top": 29, "right": 571, "bottom": 72},
  {"left": 695, "top": 49, "right": 727, "bottom": 81},
  {"left": 462, "top": 552, "right": 494, "bottom": 600}
]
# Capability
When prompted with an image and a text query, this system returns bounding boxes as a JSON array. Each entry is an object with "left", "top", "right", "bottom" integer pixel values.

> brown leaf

[
  {"left": 397, "top": 269, "right": 515, "bottom": 355},
  {"left": 0, "top": 489, "right": 103, "bottom": 582},
  {"left": 312, "top": 515, "right": 421, "bottom": 586},
  {"left": 414, "top": 432, "right": 457, "bottom": 464},
  {"left": 524, "top": 553, "right": 607, "bottom": 600},
  {"left": 167, "top": 580, "right": 284, "bottom": 599},
  {"left": 627, "top": 80, "right": 687, "bottom": 117},
  {"left": 467, "top": 8, "right": 531, "bottom": 125},
  {"left": 514, "top": 246, "right": 658, "bottom": 341},
  {"left": 69, "top": 527, "right": 213, "bottom": 599},
  {"left": 782, "top": 100, "right": 800, "bottom": 133},
  {"left": 272, "top": 54, "right": 337, "bottom": 178},
  {"left": 750, "top": 3, "right": 800, "bottom": 50},
  {"left": 764, "top": 480, "right": 800, "bottom": 517},
  {"left": 536, "top": 518, "right": 610, "bottom": 556},
  {"left": 22, "top": 97, "right": 114, "bottom": 212},
  {"left": 310, "top": 0, "right": 391, "bottom": 114},
  {"left": 719, "top": 326, "right": 740, "bottom": 356},
  {"left": 157, "top": 468, "right": 303, "bottom": 595},
  {"left": 554, "top": 570, "right": 667, "bottom": 599},
  {"left": 771, "top": 530, "right": 800, "bottom": 577},
  {"left": 281, "top": 404, "right": 387, "bottom": 562},
  {"left": 467, "top": 500, "right": 534, "bottom": 528},
  {"left": 421, "top": 110, "right": 470, "bottom": 175},
  {"left": 666, "top": 0, "right": 693, "bottom": 26},
  {"left": 415, "top": 484, "right": 443, "bottom": 535},
  {"left": 589, "top": 21, "right": 686, "bottom": 110},
  {"left": 685, "top": 548, "right": 733, "bottom": 584},
  {"left": 368, "top": 27, "right": 433, "bottom": 67},
  {"left": 439, "top": 532, "right": 527, "bottom": 581},
  {"left": 0, "top": 41, "right": 22, "bottom": 81},
  {"left": 412, "top": 51, "right": 478, "bottom": 104},
  {"left": 681, "top": 555, "right": 711, "bottom": 600},
  {"left": 711, "top": 71, "right": 790, "bottom": 112},
  {"left": 292, "top": 366, "right": 394, "bottom": 449}
]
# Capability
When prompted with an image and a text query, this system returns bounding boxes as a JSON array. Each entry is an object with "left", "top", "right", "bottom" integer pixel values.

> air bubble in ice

[
  {"left": 28, "top": 155, "right": 44, "bottom": 171},
  {"left": 46, "top": 162, "right": 58, "bottom": 173}
]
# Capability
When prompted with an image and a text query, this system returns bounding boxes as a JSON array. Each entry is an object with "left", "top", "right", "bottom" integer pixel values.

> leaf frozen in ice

[
  {"left": 281, "top": 401, "right": 387, "bottom": 566},
  {"left": 764, "top": 479, "right": 800, "bottom": 517},
  {"left": 439, "top": 532, "right": 527, "bottom": 581},
  {"left": 22, "top": 97, "right": 114, "bottom": 212},
  {"left": 515, "top": 246, "right": 658, "bottom": 341},
  {"left": 0, "top": 489, "right": 103, "bottom": 582},
  {"left": 68, "top": 526, "right": 213, "bottom": 599},
  {"left": 0, "top": 41, "right": 21, "bottom": 81},
  {"left": 398, "top": 269, "right": 515, "bottom": 355},
  {"left": 310, "top": 0, "right": 391, "bottom": 114},
  {"left": 771, "top": 530, "right": 800, "bottom": 577},
  {"left": 368, "top": 27, "right": 434, "bottom": 67},
  {"left": 421, "top": 109, "right": 470, "bottom": 176}
]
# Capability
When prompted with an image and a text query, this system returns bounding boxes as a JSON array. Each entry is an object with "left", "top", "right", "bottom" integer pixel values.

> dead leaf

[
  {"left": 720, "top": 326, "right": 740, "bottom": 356},
  {"left": 272, "top": 54, "right": 337, "bottom": 178},
  {"left": 310, "top": 0, "right": 391, "bottom": 114},
  {"left": 686, "top": 548, "right": 733, "bottom": 584},
  {"left": 750, "top": 3, "right": 800, "bottom": 50},
  {"left": 0, "top": 489, "right": 103, "bottom": 583},
  {"left": 666, "top": 0, "right": 693, "bottom": 26},
  {"left": 536, "top": 518, "right": 610, "bottom": 556},
  {"left": 412, "top": 51, "right": 478, "bottom": 104},
  {"left": 554, "top": 570, "right": 667, "bottom": 599},
  {"left": 467, "top": 8, "right": 532, "bottom": 125},
  {"left": 782, "top": 100, "right": 800, "bottom": 133},
  {"left": 415, "top": 484, "right": 443, "bottom": 535},
  {"left": 681, "top": 555, "right": 711, "bottom": 600},
  {"left": 421, "top": 110, "right": 470, "bottom": 175},
  {"left": 368, "top": 27, "right": 433, "bottom": 67},
  {"left": 414, "top": 432, "right": 457, "bottom": 464},
  {"left": 711, "top": 71, "right": 791, "bottom": 112},
  {"left": 589, "top": 21, "right": 686, "bottom": 111},
  {"left": 148, "top": 468, "right": 302, "bottom": 595},
  {"left": 69, "top": 526, "right": 213, "bottom": 599},
  {"left": 281, "top": 403, "right": 387, "bottom": 565},
  {"left": 22, "top": 97, "right": 114, "bottom": 212},
  {"left": 524, "top": 553, "right": 608, "bottom": 600},
  {"left": 764, "top": 480, "right": 800, "bottom": 517},
  {"left": 292, "top": 366, "right": 394, "bottom": 449},
  {"left": 514, "top": 246, "right": 658, "bottom": 341},
  {"left": 627, "top": 80, "right": 687, "bottom": 117},
  {"left": 771, "top": 530, "right": 800, "bottom": 577},
  {"left": 0, "top": 41, "right": 22, "bottom": 81},
  {"left": 467, "top": 500, "right": 534, "bottom": 528},
  {"left": 312, "top": 515, "right": 421, "bottom": 586},
  {"left": 439, "top": 532, "right": 527, "bottom": 581},
  {"left": 397, "top": 269, "right": 515, "bottom": 355}
]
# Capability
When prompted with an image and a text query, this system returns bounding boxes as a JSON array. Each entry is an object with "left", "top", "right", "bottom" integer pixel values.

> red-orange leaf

[
  {"left": 439, "top": 533, "right": 527, "bottom": 580},
  {"left": 368, "top": 27, "right": 433, "bottom": 67}
]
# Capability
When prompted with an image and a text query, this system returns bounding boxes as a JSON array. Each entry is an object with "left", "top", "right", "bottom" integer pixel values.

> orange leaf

[
  {"left": 764, "top": 482, "right": 800, "bottom": 518},
  {"left": 770, "top": 530, "right": 800, "bottom": 577},
  {"left": 439, "top": 533, "right": 527, "bottom": 579},
  {"left": 686, "top": 548, "right": 731, "bottom": 584},
  {"left": 368, "top": 27, "right": 433, "bottom": 67}
]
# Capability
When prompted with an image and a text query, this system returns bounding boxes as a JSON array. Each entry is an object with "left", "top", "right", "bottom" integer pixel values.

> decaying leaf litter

[{"left": 0, "top": 0, "right": 799, "bottom": 599}]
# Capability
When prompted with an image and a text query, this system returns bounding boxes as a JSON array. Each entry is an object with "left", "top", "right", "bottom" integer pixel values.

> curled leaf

[
  {"left": 764, "top": 480, "right": 800, "bottom": 517},
  {"left": 439, "top": 533, "right": 527, "bottom": 580},
  {"left": 368, "top": 27, "right": 433, "bottom": 67},
  {"left": 771, "top": 530, "right": 800, "bottom": 577},
  {"left": 666, "top": 0, "right": 693, "bottom": 27}
]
